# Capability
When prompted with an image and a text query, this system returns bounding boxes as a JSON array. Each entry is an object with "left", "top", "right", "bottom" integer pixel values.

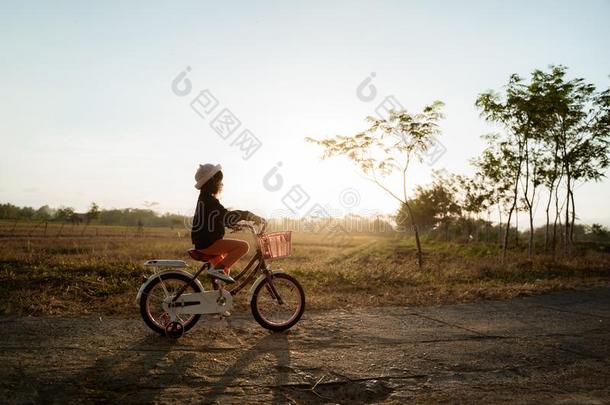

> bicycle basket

[{"left": 260, "top": 231, "right": 292, "bottom": 259}]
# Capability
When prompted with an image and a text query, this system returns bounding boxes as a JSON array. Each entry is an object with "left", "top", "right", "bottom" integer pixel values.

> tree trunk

[
  {"left": 528, "top": 185, "right": 537, "bottom": 259},
  {"left": 552, "top": 175, "right": 563, "bottom": 258},
  {"left": 414, "top": 226, "right": 423, "bottom": 268},
  {"left": 522, "top": 141, "right": 535, "bottom": 259},
  {"left": 503, "top": 206, "right": 515, "bottom": 261},
  {"left": 504, "top": 172, "right": 521, "bottom": 260},
  {"left": 515, "top": 210, "right": 519, "bottom": 248},
  {"left": 564, "top": 172, "right": 571, "bottom": 256},
  {"left": 486, "top": 210, "right": 492, "bottom": 242},
  {"left": 503, "top": 145, "right": 524, "bottom": 261},
  {"left": 570, "top": 188, "right": 576, "bottom": 244},
  {"left": 403, "top": 201, "right": 423, "bottom": 268},
  {"left": 544, "top": 185, "right": 553, "bottom": 252},
  {"left": 497, "top": 203, "right": 503, "bottom": 245},
  {"left": 527, "top": 209, "right": 534, "bottom": 260},
  {"left": 523, "top": 195, "right": 536, "bottom": 259}
]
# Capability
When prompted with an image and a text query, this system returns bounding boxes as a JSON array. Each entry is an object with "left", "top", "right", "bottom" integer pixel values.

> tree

[
  {"left": 0, "top": 203, "right": 22, "bottom": 219},
  {"left": 55, "top": 206, "right": 75, "bottom": 222},
  {"left": 588, "top": 223, "right": 608, "bottom": 242},
  {"left": 34, "top": 205, "right": 53, "bottom": 221},
  {"left": 470, "top": 142, "right": 514, "bottom": 242},
  {"left": 475, "top": 66, "right": 610, "bottom": 259},
  {"left": 476, "top": 72, "right": 554, "bottom": 259},
  {"left": 306, "top": 101, "right": 445, "bottom": 268},
  {"left": 456, "top": 171, "right": 501, "bottom": 242},
  {"left": 397, "top": 170, "right": 462, "bottom": 240},
  {"left": 86, "top": 202, "right": 100, "bottom": 225},
  {"left": 472, "top": 131, "right": 525, "bottom": 260},
  {"left": 555, "top": 75, "right": 609, "bottom": 254},
  {"left": 529, "top": 66, "right": 610, "bottom": 254},
  {"left": 396, "top": 185, "right": 438, "bottom": 233}
]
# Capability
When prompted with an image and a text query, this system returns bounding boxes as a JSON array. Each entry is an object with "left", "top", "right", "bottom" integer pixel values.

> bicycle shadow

[
  {"left": 204, "top": 331, "right": 292, "bottom": 404},
  {"left": 35, "top": 333, "right": 190, "bottom": 403},
  {"left": 31, "top": 321, "right": 293, "bottom": 403}
]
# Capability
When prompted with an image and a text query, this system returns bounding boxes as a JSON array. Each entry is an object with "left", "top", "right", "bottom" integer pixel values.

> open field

[{"left": 1, "top": 221, "right": 609, "bottom": 317}]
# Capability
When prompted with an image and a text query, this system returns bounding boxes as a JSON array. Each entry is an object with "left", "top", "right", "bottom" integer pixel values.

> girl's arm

[
  {"left": 213, "top": 198, "right": 263, "bottom": 227},
  {"left": 223, "top": 210, "right": 263, "bottom": 227}
]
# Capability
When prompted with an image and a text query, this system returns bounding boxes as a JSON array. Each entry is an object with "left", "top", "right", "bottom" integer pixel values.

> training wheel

[{"left": 165, "top": 321, "right": 184, "bottom": 339}]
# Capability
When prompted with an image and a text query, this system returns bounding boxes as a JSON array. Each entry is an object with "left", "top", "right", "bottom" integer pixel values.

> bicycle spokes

[
  {"left": 265, "top": 282, "right": 284, "bottom": 305},
  {"left": 255, "top": 275, "right": 303, "bottom": 327}
]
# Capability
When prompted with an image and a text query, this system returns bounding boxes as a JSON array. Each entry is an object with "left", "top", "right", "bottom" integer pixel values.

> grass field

[{"left": 1, "top": 220, "right": 610, "bottom": 316}]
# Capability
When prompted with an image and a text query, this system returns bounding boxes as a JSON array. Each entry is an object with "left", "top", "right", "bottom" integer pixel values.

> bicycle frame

[{"left": 171, "top": 222, "right": 284, "bottom": 305}]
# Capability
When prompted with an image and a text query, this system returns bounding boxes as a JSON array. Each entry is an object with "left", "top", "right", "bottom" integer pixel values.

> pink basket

[{"left": 260, "top": 231, "right": 292, "bottom": 259}]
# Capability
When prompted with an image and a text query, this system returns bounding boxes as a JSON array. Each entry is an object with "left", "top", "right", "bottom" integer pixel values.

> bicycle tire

[
  {"left": 139, "top": 272, "right": 202, "bottom": 335},
  {"left": 251, "top": 273, "right": 305, "bottom": 332}
]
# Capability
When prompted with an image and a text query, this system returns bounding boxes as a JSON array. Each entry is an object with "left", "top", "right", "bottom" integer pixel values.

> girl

[{"left": 191, "top": 163, "right": 264, "bottom": 283}]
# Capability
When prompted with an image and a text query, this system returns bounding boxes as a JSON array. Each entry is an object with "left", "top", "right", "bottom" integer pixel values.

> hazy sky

[{"left": 1, "top": 1, "right": 609, "bottom": 225}]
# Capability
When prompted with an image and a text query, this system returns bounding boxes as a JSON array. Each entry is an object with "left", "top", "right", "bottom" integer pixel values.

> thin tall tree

[{"left": 306, "top": 101, "right": 445, "bottom": 268}]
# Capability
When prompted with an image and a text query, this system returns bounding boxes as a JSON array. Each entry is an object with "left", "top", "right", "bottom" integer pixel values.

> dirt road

[{"left": 1, "top": 288, "right": 609, "bottom": 404}]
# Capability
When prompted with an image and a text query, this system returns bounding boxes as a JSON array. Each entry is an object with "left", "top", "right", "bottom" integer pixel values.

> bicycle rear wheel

[
  {"left": 251, "top": 273, "right": 305, "bottom": 332},
  {"left": 139, "top": 272, "right": 202, "bottom": 335}
]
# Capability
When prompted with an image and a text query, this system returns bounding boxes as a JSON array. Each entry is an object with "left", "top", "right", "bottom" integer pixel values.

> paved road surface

[{"left": 1, "top": 287, "right": 609, "bottom": 404}]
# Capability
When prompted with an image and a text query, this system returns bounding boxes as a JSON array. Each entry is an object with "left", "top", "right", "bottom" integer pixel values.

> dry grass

[{"left": 1, "top": 225, "right": 609, "bottom": 316}]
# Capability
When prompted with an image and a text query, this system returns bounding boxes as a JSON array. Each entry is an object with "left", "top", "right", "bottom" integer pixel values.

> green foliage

[
  {"left": 474, "top": 65, "right": 610, "bottom": 258},
  {"left": 586, "top": 224, "right": 609, "bottom": 243},
  {"left": 0, "top": 203, "right": 55, "bottom": 221},
  {"left": 0, "top": 202, "right": 188, "bottom": 228},
  {"left": 0, "top": 203, "right": 34, "bottom": 220},
  {"left": 34, "top": 205, "right": 53, "bottom": 220},
  {"left": 55, "top": 206, "right": 75, "bottom": 221},
  {"left": 97, "top": 208, "right": 185, "bottom": 227},
  {"left": 86, "top": 202, "right": 100, "bottom": 224},
  {"left": 306, "top": 101, "right": 445, "bottom": 198},
  {"left": 396, "top": 170, "right": 461, "bottom": 232}
]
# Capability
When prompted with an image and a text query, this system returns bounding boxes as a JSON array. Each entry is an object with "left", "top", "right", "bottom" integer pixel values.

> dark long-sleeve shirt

[{"left": 191, "top": 192, "right": 257, "bottom": 249}]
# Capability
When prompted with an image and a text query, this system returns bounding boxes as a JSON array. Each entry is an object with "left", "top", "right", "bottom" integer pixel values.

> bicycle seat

[{"left": 187, "top": 248, "right": 221, "bottom": 263}]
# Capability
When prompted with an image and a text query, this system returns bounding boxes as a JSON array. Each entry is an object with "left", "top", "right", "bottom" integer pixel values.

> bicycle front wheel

[{"left": 251, "top": 273, "right": 305, "bottom": 332}]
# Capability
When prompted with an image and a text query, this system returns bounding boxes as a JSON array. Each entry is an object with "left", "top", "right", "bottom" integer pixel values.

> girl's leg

[{"left": 200, "top": 239, "right": 249, "bottom": 273}]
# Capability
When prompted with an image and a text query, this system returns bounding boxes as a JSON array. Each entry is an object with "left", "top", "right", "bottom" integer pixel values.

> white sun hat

[{"left": 194, "top": 163, "right": 222, "bottom": 189}]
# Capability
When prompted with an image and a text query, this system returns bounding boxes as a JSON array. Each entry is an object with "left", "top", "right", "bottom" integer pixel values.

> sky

[{"left": 1, "top": 0, "right": 610, "bottom": 225}]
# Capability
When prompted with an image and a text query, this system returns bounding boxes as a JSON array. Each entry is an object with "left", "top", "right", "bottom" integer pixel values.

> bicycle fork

[{"left": 263, "top": 271, "right": 284, "bottom": 305}]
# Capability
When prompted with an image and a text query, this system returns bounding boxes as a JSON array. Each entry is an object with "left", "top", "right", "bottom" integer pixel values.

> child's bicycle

[{"left": 136, "top": 220, "right": 305, "bottom": 338}]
